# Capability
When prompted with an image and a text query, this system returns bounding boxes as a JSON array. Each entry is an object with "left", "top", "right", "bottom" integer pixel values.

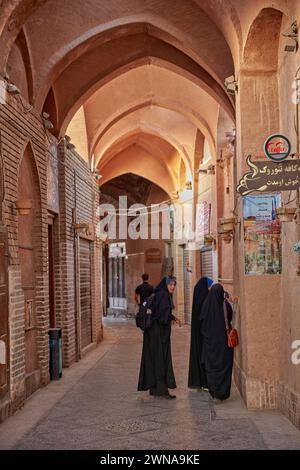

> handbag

[
  {"left": 227, "top": 327, "right": 239, "bottom": 348},
  {"left": 223, "top": 300, "right": 239, "bottom": 348}
]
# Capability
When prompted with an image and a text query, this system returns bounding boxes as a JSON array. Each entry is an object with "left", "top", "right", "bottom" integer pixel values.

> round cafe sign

[{"left": 264, "top": 134, "right": 291, "bottom": 162}]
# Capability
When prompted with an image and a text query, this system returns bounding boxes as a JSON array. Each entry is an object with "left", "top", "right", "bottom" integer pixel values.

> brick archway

[{"left": 17, "top": 143, "right": 44, "bottom": 398}]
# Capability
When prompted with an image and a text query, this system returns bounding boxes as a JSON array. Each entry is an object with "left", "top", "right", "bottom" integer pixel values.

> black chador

[
  {"left": 200, "top": 283, "right": 233, "bottom": 400},
  {"left": 188, "top": 277, "right": 212, "bottom": 388},
  {"left": 138, "top": 278, "right": 176, "bottom": 397}
]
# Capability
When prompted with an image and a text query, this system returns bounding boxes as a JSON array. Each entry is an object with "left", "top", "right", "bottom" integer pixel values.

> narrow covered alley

[{"left": 1, "top": 0, "right": 300, "bottom": 453}]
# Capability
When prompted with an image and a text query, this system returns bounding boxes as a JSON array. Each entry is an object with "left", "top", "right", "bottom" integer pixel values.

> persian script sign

[{"left": 236, "top": 156, "right": 300, "bottom": 196}]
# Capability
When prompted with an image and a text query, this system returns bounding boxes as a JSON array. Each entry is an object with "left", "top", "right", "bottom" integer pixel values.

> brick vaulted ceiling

[
  {"left": 3, "top": 1, "right": 236, "bottom": 116},
  {"left": 3, "top": 0, "right": 279, "bottom": 193},
  {"left": 1, "top": 1, "right": 290, "bottom": 127}
]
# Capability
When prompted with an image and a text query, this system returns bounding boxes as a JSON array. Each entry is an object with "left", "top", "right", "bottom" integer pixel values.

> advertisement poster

[
  {"left": 47, "top": 143, "right": 59, "bottom": 213},
  {"left": 196, "top": 201, "right": 211, "bottom": 240},
  {"left": 243, "top": 194, "right": 281, "bottom": 275}
]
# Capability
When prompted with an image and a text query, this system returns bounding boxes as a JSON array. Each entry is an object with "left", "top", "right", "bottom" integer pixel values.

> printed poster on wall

[
  {"left": 243, "top": 193, "right": 281, "bottom": 275},
  {"left": 196, "top": 201, "right": 211, "bottom": 241},
  {"left": 47, "top": 143, "right": 59, "bottom": 213}
]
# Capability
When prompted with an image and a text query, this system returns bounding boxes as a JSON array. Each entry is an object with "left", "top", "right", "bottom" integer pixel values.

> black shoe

[{"left": 165, "top": 392, "right": 176, "bottom": 399}]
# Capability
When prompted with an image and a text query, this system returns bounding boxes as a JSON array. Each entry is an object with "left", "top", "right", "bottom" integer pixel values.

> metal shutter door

[
  {"left": 200, "top": 247, "right": 213, "bottom": 279},
  {"left": 79, "top": 239, "right": 92, "bottom": 349},
  {"left": 183, "top": 248, "right": 192, "bottom": 324}
]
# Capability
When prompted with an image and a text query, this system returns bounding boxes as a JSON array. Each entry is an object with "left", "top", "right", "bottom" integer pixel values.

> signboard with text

[{"left": 237, "top": 156, "right": 300, "bottom": 196}]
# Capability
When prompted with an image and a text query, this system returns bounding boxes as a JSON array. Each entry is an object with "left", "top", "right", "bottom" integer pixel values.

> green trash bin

[{"left": 49, "top": 328, "right": 62, "bottom": 380}]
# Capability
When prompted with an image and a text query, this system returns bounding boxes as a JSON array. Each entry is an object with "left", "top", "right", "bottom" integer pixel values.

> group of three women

[{"left": 138, "top": 276, "right": 234, "bottom": 400}]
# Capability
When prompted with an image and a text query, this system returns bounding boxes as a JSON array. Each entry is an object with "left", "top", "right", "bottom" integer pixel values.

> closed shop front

[
  {"left": 200, "top": 246, "right": 213, "bottom": 279},
  {"left": 108, "top": 243, "right": 127, "bottom": 315},
  {"left": 183, "top": 247, "right": 192, "bottom": 324},
  {"left": 79, "top": 239, "right": 92, "bottom": 349}
]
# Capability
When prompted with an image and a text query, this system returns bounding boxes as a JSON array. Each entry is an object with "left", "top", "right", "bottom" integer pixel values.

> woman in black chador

[
  {"left": 188, "top": 277, "right": 213, "bottom": 389},
  {"left": 138, "top": 276, "right": 180, "bottom": 399},
  {"left": 200, "top": 283, "right": 234, "bottom": 400}
]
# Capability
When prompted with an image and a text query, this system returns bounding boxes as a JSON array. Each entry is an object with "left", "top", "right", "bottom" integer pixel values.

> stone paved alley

[{"left": 1, "top": 319, "right": 300, "bottom": 451}]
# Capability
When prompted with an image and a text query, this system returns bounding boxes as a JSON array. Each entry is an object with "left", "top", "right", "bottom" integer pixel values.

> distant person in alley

[
  {"left": 135, "top": 273, "right": 154, "bottom": 306},
  {"left": 138, "top": 276, "right": 180, "bottom": 399},
  {"left": 188, "top": 277, "right": 213, "bottom": 390},
  {"left": 200, "top": 283, "right": 234, "bottom": 401}
]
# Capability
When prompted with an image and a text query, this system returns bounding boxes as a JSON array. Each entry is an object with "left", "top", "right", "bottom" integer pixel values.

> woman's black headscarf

[
  {"left": 200, "top": 283, "right": 233, "bottom": 400},
  {"left": 192, "top": 277, "right": 210, "bottom": 317},
  {"left": 188, "top": 277, "right": 211, "bottom": 388},
  {"left": 200, "top": 283, "right": 225, "bottom": 340},
  {"left": 152, "top": 277, "right": 176, "bottom": 322},
  {"left": 154, "top": 276, "right": 176, "bottom": 293}
]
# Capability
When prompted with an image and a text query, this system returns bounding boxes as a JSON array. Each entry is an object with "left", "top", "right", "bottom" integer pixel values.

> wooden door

[{"left": 48, "top": 223, "right": 55, "bottom": 328}]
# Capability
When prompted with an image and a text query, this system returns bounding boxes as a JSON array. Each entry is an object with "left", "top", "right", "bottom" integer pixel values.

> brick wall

[
  {"left": 234, "top": 362, "right": 277, "bottom": 410},
  {"left": 0, "top": 91, "right": 50, "bottom": 414},
  {"left": 58, "top": 141, "right": 102, "bottom": 365},
  {"left": 0, "top": 91, "right": 103, "bottom": 421},
  {"left": 8, "top": 267, "right": 25, "bottom": 411},
  {"left": 278, "top": 382, "right": 300, "bottom": 431}
]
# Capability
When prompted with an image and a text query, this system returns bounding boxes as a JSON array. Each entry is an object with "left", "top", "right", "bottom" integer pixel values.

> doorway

[
  {"left": 200, "top": 246, "right": 213, "bottom": 279},
  {"left": 48, "top": 215, "right": 56, "bottom": 329},
  {"left": 18, "top": 144, "right": 41, "bottom": 398},
  {"left": 79, "top": 238, "right": 93, "bottom": 349},
  {"left": 108, "top": 243, "right": 127, "bottom": 316}
]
